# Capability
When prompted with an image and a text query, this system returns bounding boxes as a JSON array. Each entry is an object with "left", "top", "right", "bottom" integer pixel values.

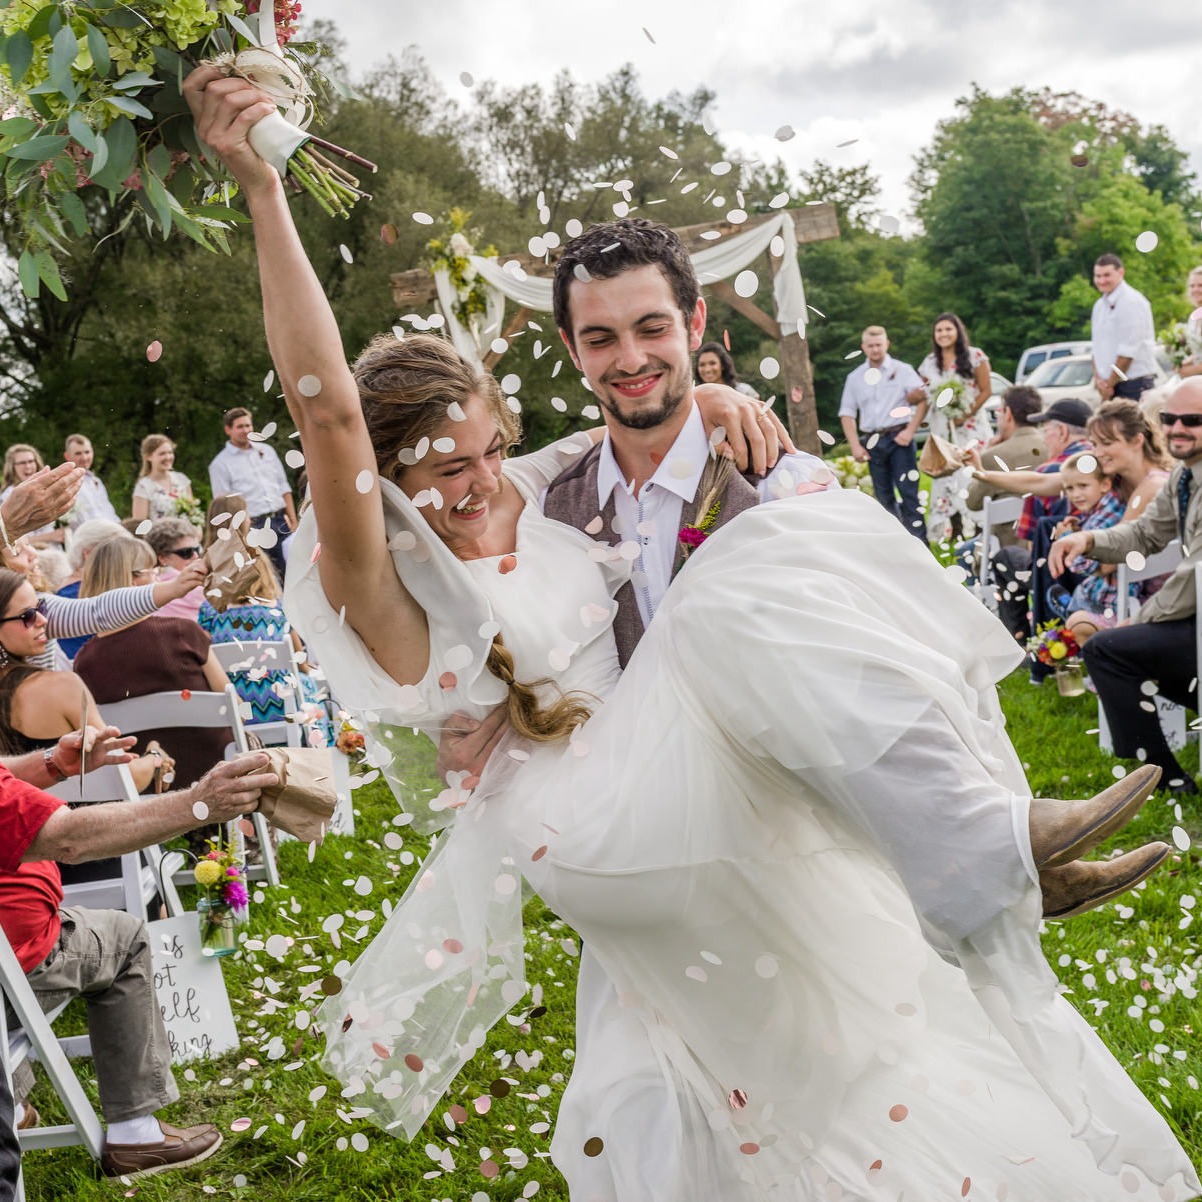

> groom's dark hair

[{"left": 552, "top": 218, "right": 700, "bottom": 344}]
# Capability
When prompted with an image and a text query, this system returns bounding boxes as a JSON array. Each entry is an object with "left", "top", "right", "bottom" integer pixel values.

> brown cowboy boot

[
  {"left": 1041, "top": 842, "right": 1171, "bottom": 919},
  {"left": 1029, "top": 764, "right": 1161, "bottom": 870}
]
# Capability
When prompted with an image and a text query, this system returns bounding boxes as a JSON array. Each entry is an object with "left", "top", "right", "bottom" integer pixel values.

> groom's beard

[{"left": 595, "top": 359, "right": 690, "bottom": 430}]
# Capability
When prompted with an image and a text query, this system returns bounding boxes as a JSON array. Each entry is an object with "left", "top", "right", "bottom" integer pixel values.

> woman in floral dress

[
  {"left": 919, "top": 312, "right": 993, "bottom": 544},
  {"left": 131, "top": 433, "right": 195, "bottom": 522}
]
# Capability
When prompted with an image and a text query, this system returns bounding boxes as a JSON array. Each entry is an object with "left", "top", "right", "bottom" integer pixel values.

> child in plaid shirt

[{"left": 1048, "top": 451, "right": 1126, "bottom": 637}]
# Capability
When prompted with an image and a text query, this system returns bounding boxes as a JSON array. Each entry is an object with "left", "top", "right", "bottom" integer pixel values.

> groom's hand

[{"left": 436, "top": 705, "right": 510, "bottom": 785}]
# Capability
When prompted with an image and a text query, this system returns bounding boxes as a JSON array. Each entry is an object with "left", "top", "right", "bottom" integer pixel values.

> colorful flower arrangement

[
  {"left": 0, "top": 0, "right": 372, "bottom": 299},
  {"left": 425, "top": 208, "right": 498, "bottom": 324},
  {"left": 1027, "top": 621, "right": 1081, "bottom": 667},
  {"left": 194, "top": 838, "right": 249, "bottom": 913},
  {"left": 334, "top": 714, "right": 365, "bottom": 759}
]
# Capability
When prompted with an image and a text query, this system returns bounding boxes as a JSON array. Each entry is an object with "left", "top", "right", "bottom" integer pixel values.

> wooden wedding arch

[{"left": 389, "top": 204, "right": 840, "bottom": 454}]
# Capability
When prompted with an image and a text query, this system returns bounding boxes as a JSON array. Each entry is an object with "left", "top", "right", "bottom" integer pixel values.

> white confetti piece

[
  {"left": 297, "top": 374, "right": 322, "bottom": 397},
  {"left": 285, "top": 448, "right": 305, "bottom": 469},
  {"left": 355, "top": 469, "right": 374, "bottom": 494},
  {"left": 412, "top": 212, "right": 434, "bottom": 225},
  {"left": 192, "top": 801, "right": 209, "bottom": 820},
  {"left": 1135, "top": 230, "right": 1159, "bottom": 253}
]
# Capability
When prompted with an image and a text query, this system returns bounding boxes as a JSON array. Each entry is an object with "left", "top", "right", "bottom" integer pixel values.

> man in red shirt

[{"left": 2, "top": 727, "right": 277, "bottom": 1180}]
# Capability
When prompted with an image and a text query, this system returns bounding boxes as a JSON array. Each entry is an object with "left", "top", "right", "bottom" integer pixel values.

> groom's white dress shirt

[{"left": 592, "top": 404, "right": 834, "bottom": 626}]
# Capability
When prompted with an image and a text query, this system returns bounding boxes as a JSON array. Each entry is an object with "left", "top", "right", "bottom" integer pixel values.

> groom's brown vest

[{"left": 544, "top": 443, "right": 760, "bottom": 667}]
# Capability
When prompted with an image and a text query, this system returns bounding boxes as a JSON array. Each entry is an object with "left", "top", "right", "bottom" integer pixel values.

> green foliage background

[{"left": 0, "top": 34, "right": 1199, "bottom": 498}]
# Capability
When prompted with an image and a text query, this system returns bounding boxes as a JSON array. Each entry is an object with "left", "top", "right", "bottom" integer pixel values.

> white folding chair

[
  {"left": 100, "top": 685, "right": 280, "bottom": 887},
  {"left": 978, "top": 493, "right": 1025, "bottom": 609},
  {"left": 210, "top": 639, "right": 305, "bottom": 748},
  {"left": 46, "top": 763, "right": 183, "bottom": 920},
  {"left": 1, "top": 925, "right": 104, "bottom": 1198},
  {"left": 1099, "top": 541, "right": 1186, "bottom": 752}
]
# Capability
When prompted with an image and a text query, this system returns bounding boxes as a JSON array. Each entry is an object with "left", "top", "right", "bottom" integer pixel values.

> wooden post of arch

[{"left": 391, "top": 204, "right": 840, "bottom": 454}]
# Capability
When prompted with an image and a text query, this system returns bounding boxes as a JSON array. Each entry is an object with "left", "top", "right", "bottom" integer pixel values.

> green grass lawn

[{"left": 20, "top": 671, "right": 1202, "bottom": 1199}]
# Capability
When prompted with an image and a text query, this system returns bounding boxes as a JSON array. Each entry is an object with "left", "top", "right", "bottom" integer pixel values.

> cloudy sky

[{"left": 303, "top": 0, "right": 1202, "bottom": 231}]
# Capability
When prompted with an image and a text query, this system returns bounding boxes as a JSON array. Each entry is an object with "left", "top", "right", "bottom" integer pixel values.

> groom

[{"left": 445, "top": 216, "right": 1168, "bottom": 921}]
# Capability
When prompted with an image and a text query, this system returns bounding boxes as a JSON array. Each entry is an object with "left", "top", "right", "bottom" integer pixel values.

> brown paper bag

[
  {"left": 256, "top": 748, "right": 338, "bottom": 844},
  {"left": 918, "top": 434, "right": 966, "bottom": 479},
  {"left": 203, "top": 529, "right": 263, "bottom": 612}
]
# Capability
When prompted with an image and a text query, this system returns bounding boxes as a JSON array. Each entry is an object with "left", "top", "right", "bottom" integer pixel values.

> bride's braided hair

[{"left": 352, "top": 332, "right": 592, "bottom": 743}]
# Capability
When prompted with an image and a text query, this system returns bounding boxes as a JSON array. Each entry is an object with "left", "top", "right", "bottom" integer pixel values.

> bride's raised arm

[{"left": 184, "top": 68, "right": 431, "bottom": 685}]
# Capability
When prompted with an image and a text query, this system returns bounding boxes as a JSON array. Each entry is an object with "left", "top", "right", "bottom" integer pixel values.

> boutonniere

[{"left": 678, "top": 495, "right": 722, "bottom": 557}]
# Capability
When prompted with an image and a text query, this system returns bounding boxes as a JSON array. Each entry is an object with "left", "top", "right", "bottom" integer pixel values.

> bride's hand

[
  {"left": 183, "top": 66, "right": 280, "bottom": 197},
  {"left": 694, "top": 384, "right": 796, "bottom": 476},
  {"left": 435, "top": 704, "right": 510, "bottom": 786}
]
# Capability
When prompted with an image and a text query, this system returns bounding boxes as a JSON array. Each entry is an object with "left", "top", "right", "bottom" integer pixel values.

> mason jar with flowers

[
  {"left": 1027, "top": 621, "right": 1085, "bottom": 697},
  {"left": 193, "top": 840, "right": 249, "bottom": 957}
]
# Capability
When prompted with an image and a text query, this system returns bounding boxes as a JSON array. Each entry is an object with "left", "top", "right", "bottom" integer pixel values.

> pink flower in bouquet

[
  {"left": 678, "top": 525, "right": 707, "bottom": 550},
  {"left": 223, "top": 877, "right": 250, "bottom": 914},
  {"left": 247, "top": 0, "right": 303, "bottom": 44}
]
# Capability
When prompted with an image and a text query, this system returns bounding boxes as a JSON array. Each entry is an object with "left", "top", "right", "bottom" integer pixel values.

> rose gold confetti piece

[
  {"left": 481, "top": 1159, "right": 500, "bottom": 1178},
  {"left": 498, "top": 555, "right": 518, "bottom": 574},
  {"left": 473, "top": 1096, "right": 491, "bottom": 1115},
  {"left": 237, "top": 818, "right": 254, "bottom": 837},
  {"left": 439, "top": 671, "right": 457, "bottom": 689},
  {"left": 583, "top": 1137, "right": 604, "bottom": 1158},
  {"left": 739, "top": 1142, "right": 760, "bottom": 1156},
  {"left": 888, "top": 1104, "right": 909, "bottom": 1122},
  {"left": 869, "top": 1160, "right": 883, "bottom": 1171},
  {"left": 380, "top": 223, "right": 398, "bottom": 244},
  {"left": 532, "top": 845, "right": 548, "bottom": 862},
  {"left": 372, "top": 1042, "right": 392, "bottom": 1059},
  {"left": 180, "top": 689, "right": 192, "bottom": 700},
  {"left": 320, "top": 975, "right": 342, "bottom": 996},
  {"left": 146, "top": 340, "right": 163, "bottom": 362},
  {"left": 449, "top": 1104, "right": 468, "bottom": 1124},
  {"left": 341, "top": 1015, "right": 353, "bottom": 1033},
  {"left": 962, "top": 1178, "right": 971, "bottom": 1197},
  {"left": 443, "top": 938, "right": 464, "bottom": 954},
  {"left": 649, "top": 452, "right": 664, "bottom": 465},
  {"left": 728, "top": 1088, "right": 748, "bottom": 1110},
  {"left": 404, "top": 1053, "right": 424, "bottom": 1072},
  {"left": 309, "top": 541, "right": 322, "bottom": 564},
  {"left": 489, "top": 1078, "right": 511, "bottom": 1098},
  {"left": 230, "top": 1117, "right": 252, "bottom": 1132}
]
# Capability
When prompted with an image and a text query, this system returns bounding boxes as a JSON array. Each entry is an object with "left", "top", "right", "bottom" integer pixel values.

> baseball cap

[{"left": 1028, "top": 398, "right": 1092, "bottom": 428}]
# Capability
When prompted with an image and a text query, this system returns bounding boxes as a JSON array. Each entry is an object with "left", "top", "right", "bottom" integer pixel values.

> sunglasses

[
  {"left": 0, "top": 598, "right": 48, "bottom": 628},
  {"left": 1159, "top": 412, "right": 1202, "bottom": 429},
  {"left": 169, "top": 545, "right": 203, "bottom": 559}
]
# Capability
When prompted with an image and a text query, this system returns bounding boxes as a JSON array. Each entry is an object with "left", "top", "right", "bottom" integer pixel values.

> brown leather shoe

[
  {"left": 101, "top": 1121, "right": 223, "bottom": 1179},
  {"left": 1041, "top": 842, "right": 1171, "bottom": 920},
  {"left": 1029, "top": 764, "right": 1162, "bottom": 870}
]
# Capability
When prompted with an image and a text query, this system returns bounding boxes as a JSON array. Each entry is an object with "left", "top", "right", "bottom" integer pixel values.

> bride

[{"left": 185, "top": 69, "right": 1199, "bottom": 1201}]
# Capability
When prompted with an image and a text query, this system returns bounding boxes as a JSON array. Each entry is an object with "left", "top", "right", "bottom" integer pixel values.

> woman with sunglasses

[
  {"left": 143, "top": 517, "right": 206, "bottom": 622},
  {"left": 1, "top": 528, "right": 207, "bottom": 669},
  {"left": 74, "top": 538, "right": 233, "bottom": 793},
  {"left": 198, "top": 495, "right": 333, "bottom": 745},
  {"left": 0, "top": 569, "right": 169, "bottom": 791}
]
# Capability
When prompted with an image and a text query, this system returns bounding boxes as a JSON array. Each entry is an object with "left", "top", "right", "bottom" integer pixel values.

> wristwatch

[{"left": 42, "top": 747, "right": 68, "bottom": 782}]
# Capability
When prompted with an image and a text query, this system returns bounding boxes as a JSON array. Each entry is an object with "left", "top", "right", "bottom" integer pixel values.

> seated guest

[
  {"left": 54, "top": 518, "right": 126, "bottom": 660},
  {"left": 1046, "top": 452, "right": 1126, "bottom": 643},
  {"left": 0, "top": 568, "right": 167, "bottom": 791},
  {"left": 199, "top": 496, "right": 332, "bottom": 745},
  {"left": 1051, "top": 377, "right": 1202, "bottom": 795},
  {"left": 143, "top": 517, "right": 205, "bottom": 621},
  {"left": 62, "top": 434, "right": 120, "bottom": 527},
  {"left": 1, "top": 726, "right": 276, "bottom": 1177},
  {"left": 967, "top": 398, "right": 1092, "bottom": 641},
  {"left": 0, "top": 445, "right": 63, "bottom": 547},
  {"left": 74, "top": 538, "right": 232, "bottom": 789},
  {"left": 33, "top": 546, "right": 69, "bottom": 594}
]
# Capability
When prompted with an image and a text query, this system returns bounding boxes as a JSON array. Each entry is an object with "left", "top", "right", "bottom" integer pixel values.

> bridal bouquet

[
  {"left": 0, "top": 0, "right": 373, "bottom": 299},
  {"left": 930, "top": 375, "right": 972, "bottom": 423},
  {"left": 1159, "top": 321, "right": 1202, "bottom": 371}
]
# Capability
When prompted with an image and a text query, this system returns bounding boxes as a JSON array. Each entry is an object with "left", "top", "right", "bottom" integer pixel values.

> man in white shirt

[
  {"left": 208, "top": 407, "right": 296, "bottom": 576},
  {"left": 63, "top": 434, "right": 120, "bottom": 526},
  {"left": 838, "top": 325, "right": 928, "bottom": 542},
  {"left": 1091, "top": 253, "right": 1158, "bottom": 401}
]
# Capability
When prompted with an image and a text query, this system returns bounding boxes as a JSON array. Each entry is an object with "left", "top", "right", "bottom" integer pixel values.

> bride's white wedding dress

[{"left": 286, "top": 438, "right": 1198, "bottom": 1201}]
